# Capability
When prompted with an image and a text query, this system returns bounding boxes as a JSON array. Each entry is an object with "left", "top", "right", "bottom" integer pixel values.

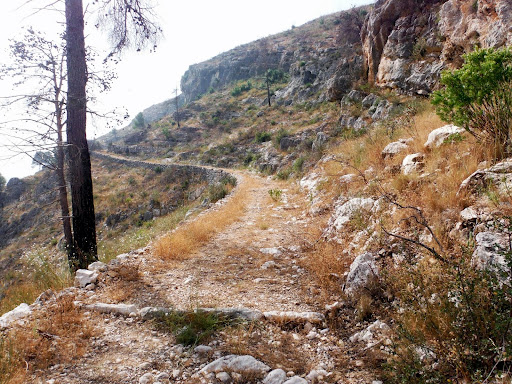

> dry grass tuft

[
  {"left": 154, "top": 175, "right": 253, "bottom": 260},
  {"left": 1, "top": 295, "right": 96, "bottom": 383}
]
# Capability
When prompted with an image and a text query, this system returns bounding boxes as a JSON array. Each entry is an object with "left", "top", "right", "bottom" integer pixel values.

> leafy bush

[
  {"left": 268, "top": 189, "right": 282, "bottom": 201},
  {"left": 385, "top": 219, "right": 512, "bottom": 383},
  {"left": 133, "top": 112, "right": 145, "bottom": 129},
  {"left": 431, "top": 47, "right": 512, "bottom": 158},
  {"left": 274, "top": 128, "right": 290, "bottom": 148},
  {"left": 276, "top": 168, "right": 291, "bottom": 180},
  {"left": 231, "top": 81, "right": 252, "bottom": 97},
  {"left": 254, "top": 131, "right": 272, "bottom": 143},
  {"left": 208, "top": 183, "right": 228, "bottom": 203}
]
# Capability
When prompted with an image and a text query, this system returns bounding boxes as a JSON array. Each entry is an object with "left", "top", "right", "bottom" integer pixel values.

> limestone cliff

[
  {"left": 181, "top": 9, "right": 368, "bottom": 104},
  {"left": 362, "top": 0, "right": 512, "bottom": 94}
]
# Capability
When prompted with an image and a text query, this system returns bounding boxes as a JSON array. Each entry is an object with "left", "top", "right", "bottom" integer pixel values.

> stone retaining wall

[{"left": 91, "top": 151, "right": 231, "bottom": 184}]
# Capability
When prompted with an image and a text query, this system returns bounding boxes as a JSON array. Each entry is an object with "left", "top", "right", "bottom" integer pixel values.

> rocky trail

[{"left": 18, "top": 161, "right": 379, "bottom": 384}]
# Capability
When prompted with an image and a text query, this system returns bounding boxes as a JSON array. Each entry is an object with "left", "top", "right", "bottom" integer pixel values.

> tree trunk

[
  {"left": 65, "top": 0, "right": 97, "bottom": 270},
  {"left": 56, "top": 106, "right": 74, "bottom": 259}
]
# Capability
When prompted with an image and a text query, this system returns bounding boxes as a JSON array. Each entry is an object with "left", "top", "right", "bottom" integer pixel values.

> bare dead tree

[{"left": 0, "top": 28, "right": 74, "bottom": 258}]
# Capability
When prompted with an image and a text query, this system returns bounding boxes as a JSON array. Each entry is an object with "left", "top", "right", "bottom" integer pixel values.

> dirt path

[
  {"left": 135, "top": 171, "right": 321, "bottom": 313},
  {"left": 25, "top": 162, "right": 376, "bottom": 384}
]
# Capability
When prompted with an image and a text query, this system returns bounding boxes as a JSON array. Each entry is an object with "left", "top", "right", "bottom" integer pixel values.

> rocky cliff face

[
  {"left": 181, "top": 9, "right": 368, "bottom": 104},
  {"left": 362, "top": 0, "right": 512, "bottom": 94}
]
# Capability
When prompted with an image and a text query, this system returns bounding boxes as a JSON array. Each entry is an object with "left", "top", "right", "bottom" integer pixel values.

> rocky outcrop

[
  {"left": 362, "top": 0, "right": 512, "bottom": 94},
  {"left": 181, "top": 9, "right": 367, "bottom": 104},
  {"left": 140, "top": 94, "right": 185, "bottom": 124}
]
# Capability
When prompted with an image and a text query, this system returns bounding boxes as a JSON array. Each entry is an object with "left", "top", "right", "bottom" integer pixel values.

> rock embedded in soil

[
  {"left": 75, "top": 269, "right": 99, "bottom": 288},
  {"left": 263, "top": 311, "right": 325, "bottom": 325},
  {"left": 199, "top": 355, "right": 270, "bottom": 377},
  {"left": 263, "top": 369, "right": 288, "bottom": 384}
]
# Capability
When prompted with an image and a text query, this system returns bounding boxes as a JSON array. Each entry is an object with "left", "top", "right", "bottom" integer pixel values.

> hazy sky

[{"left": 0, "top": 0, "right": 374, "bottom": 181}]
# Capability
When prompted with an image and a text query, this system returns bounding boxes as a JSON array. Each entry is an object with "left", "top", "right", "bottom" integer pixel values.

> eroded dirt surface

[{"left": 26, "top": 168, "right": 375, "bottom": 384}]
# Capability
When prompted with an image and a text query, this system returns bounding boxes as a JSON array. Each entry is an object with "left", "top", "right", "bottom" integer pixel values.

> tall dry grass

[{"left": 154, "top": 174, "right": 252, "bottom": 260}]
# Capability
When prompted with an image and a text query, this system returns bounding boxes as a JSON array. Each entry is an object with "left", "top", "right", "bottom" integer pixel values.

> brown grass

[
  {"left": 154, "top": 174, "right": 252, "bottom": 260},
  {"left": 1, "top": 295, "right": 96, "bottom": 383}
]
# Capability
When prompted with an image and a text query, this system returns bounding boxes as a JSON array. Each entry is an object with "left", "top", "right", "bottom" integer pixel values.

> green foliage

[
  {"left": 411, "top": 37, "right": 427, "bottom": 60},
  {"left": 153, "top": 310, "right": 231, "bottom": 346},
  {"left": 431, "top": 47, "right": 512, "bottom": 128},
  {"left": 133, "top": 112, "right": 145, "bottom": 129},
  {"left": 443, "top": 132, "right": 465, "bottom": 144},
  {"left": 154, "top": 166, "right": 163, "bottom": 174},
  {"left": 276, "top": 168, "right": 291, "bottom": 180},
  {"left": 292, "top": 157, "right": 305, "bottom": 173},
  {"left": 266, "top": 69, "right": 289, "bottom": 84},
  {"left": 208, "top": 184, "right": 228, "bottom": 203},
  {"left": 161, "top": 125, "right": 171, "bottom": 139},
  {"left": 274, "top": 128, "right": 290, "bottom": 148},
  {"left": 386, "top": 220, "right": 512, "bottom": 383},
  {"left": 254, "top": 131, "right": 272, "bottom": 143},
  {"left": 231, "top": 81, "right": 252, "bottom": 97},
  {"left": 0, "top": 173, "right": 5, "bottom": 192},
  {"left": 268, "top": 189, "right": 282, "bottom": 201}
]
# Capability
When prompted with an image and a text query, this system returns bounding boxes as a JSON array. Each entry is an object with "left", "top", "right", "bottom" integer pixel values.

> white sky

[{"left": 0, "top": 0, "right": 374, "bottom": 181}]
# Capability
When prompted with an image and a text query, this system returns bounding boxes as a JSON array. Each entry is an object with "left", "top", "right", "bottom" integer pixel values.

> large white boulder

[
  {"left": 329, "top": 197, "right": 375, "bottom": 232},
  {"left": 75, "top": 269, "right": 99, "bottom": 288},
  {"left": 0, "top": 303, "right": 32, "bottom": 329},
  {"left": 401, "top": 153, "right": 425, "bottom": 175},
  {"left": 263, "top": 369, "right": 287, "bottom": 384},
  {"left": 472, "top": 231, "right": 508, "bottom": 270},
  {"left": 200, "top": 355, "right": 270, "bottom": 377},
  {"left": 381, "top": 139, "right": 410, "bottom": 159},
  {"left": 344, "top": 252, "right": 379, "bottom": 298},
  {"left": 424, "top": 124, "right": 465, "bottom": 149}
]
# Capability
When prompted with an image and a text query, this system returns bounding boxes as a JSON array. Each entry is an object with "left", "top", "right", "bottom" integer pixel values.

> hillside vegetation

[{"left": 2, "top": 0, "right": 512, "bottom": 383}]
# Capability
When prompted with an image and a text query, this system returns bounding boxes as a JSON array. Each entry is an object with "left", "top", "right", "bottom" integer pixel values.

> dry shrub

[
  {"left": 1, "top": 295, "right": 95, "bottom": 382},
  {"left": 154, "top": 175, "right": 252, "bottom": 260},
  {"left": 222, "top": 323, "right": 310, "bottom": 374},
  {"left": 383, "top": 229, "right": 512, "bottom": 384},
  {"left": 303, "top": 239, "right": 347, "bottom": 297}
]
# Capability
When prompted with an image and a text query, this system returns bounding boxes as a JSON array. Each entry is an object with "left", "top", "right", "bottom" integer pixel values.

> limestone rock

[
  {"left": 381, "top": 139, "right": 410, "bottom": 159},
  {"left": 263, "top": 369, "right": 287, "bottom": 384},
  {"left": 199, "top": 355, "right": 270, "bottom": 377},
  {"left": 424, "top": 124, "right": 465, "bottom": 150},
  {"left": 459, "top": 158, "right": 512, "bottom": 195},
  {"left": 472, "top": 231, "right": 508, "bottom": 270},
  {"left": 344, "top": 252, "right": 379, "bottom": 298},
  {"left": 0, "top": 303, "right": 32, "bottom": 329},
  {"left": 263, "top": 311, "right": 325, "bottom": 325},
  {"left": 85, "top": 303, "right": 138, "bottom": 317},
  {"left": 74, "top": 269, "right": 99, "bottom": 288},
  {"left": 401, "top": 153, "right": 424, "bottom": 175},
  {"left": 283, "top": 377, "right": 307, "bottom": 384},
  {"left": 88, "top": 261, "right": 107, "bottom": 272},
  {"left": 138, "top": 373, "right": 154, "bottom": 384},
  {"left": 194, "top": 345, "right": 213, "bottom": 355},
  {"left": 349, "top": 319, "right": 390, "bottom": 346},
  {"left": 328, "top": 197, "right": 375, "bottom": 232}
]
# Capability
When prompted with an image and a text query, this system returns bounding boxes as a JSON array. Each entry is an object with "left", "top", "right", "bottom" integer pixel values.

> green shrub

[
  {"left": 385, "top": 219, "right": 512, "bottom": 383},
  {"left": 431, "top": 47, "right": 512, "bottom": 158},
  {"left": 276, "top": 168, "right": 291, "bottom": 180},
  {"left": 208, "top": 183, "right": 228, "bottom": 203},
  {"left": 292, "top": 157, "right": 305, "bottom": 173},
  {"left": 268, "top": 189, "right": 282, "bottom": 201},
  {"left": 231, "top": 81, "right": 252, "bottom": 97},
  {"left": 254, "top": 131, "right": 272, "bottom": 143},
  {"left": 274, "top": 128, "right": 290, "bottom": 148},
  {"left": 153, "top": 310, "right": 231, "bottom": 346}
]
